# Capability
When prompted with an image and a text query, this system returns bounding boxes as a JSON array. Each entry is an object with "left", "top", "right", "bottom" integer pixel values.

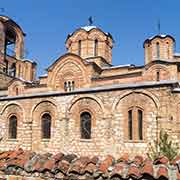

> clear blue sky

[{"left": 1, "top": 0, "right": 180, "bottom": 76}]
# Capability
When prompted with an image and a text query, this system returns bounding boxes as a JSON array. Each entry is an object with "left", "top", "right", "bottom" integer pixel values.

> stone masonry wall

[{"left": 0, "top": 86, "right": 179, "bottom": 159}]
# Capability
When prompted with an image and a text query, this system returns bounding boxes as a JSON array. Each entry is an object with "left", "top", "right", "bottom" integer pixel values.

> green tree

[{"left": 148, "top": 130, "right": 179, "bottom": 161}]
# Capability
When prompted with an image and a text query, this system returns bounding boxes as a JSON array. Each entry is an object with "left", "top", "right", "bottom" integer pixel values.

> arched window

[
  {"left": 64, "top": 81, "right": 75, "bottom": 92},
  {"left": 156, "top": 71, "right": 160, "bottom": 81},
  {"left": 41, "top": 113, "right": 51, "bottom": 139},
  {"left": 9, "top": 115, "right": 17, "bottom": 139},
  {"left": 80, "top": 112, "right": 91, "bottom": 139},
  {"left": 156, "top": 42, "right": 160, "bottom": 59},
  {"left": 166, "top": 42, "right": 170, "bottom": 59},
  {"left": 94, "top": 39, "right": 98, "bottom": 56},
  {"left": 15, "top": 87, "right": 19, "bottom": 95},
  {"left": 127, "top": 107, "right": 143, "bottom": 141},
  {"left": 138, "top": 110, "right": 143, "bottom": 140},
  {"left": 128, "top": 110, "right": 133, "bottom": 140},
  {"left": 78, "top": 40, "right": 81, "bottom": 56}
]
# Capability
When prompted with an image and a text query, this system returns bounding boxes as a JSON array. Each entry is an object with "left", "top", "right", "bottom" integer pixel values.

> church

[{"left": 0, "top": 15, "right": 179, "bottom": 158}]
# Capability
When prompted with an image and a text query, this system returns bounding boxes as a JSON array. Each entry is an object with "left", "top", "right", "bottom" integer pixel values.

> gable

[{"left": 47, "top": 53, "right": 89, "bottom": 90}]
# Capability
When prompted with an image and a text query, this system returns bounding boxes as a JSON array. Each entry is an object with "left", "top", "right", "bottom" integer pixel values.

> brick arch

[
  {"left": 144, "top": 64, "right": 170, "bottom": 81},
  {"left": 8, "top": 80, "right": 24, "bottom": 96},
  {"left": 0, "top": 103, "right": 24, "bottom": 140},
  {"left": 69, "top": 30, "right": 88, "bottom": 42},
  {"left": 48, "top": 55, "right": 88, "bottom": 89},
  {"left": 0, "top": 102, "right": 24, "bottom": 116},
  {"left": 112, "top": 90, "right": 159, "bottom": 114},
  {"left": 113, "top": 91, "right": 158, "bottom": 143},
  {"left": 88, "top": 29, "right": 107, "bottom": 41},
  {"left": 67, "top": 94, "right": 106, "bottom": 117},
  {"left": 31, "top": 100, "right": 58, "bottom": 151},
  {"left": 68, "top": 96, "right": 104, "bottom": 127},
  {"left": 32, "top": 100, "right": 57, "bottom": 126}
]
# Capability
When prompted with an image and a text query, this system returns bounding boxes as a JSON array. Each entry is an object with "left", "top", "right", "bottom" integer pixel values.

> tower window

[
  {"left": 80, "top": 112, "right": 91, "bottom": 139},
  {"left": 156, "top": 42, "right": 160, "bottom": 59},
  {"left": 94, "top": 39, "right": 98, "bottom": 56},
  {"left": 41, "top": 113, "right": 51, "bottom": 139},
  {"left": 156, "top": 71, "right": 160, "bottom": 81},
  {"left": 166, "top": 42, "right": 170, "bottom": 59},
  {"left": 9, "top": 63, "right": 16, "bottom": 77},
  {"left": 9, "top": 115, "right": 17, "bottom": 139},
  {"left": 15, "top": 87, "right": 19, "bottom": 95},
  {"left": 78, "top": 40, "right": 81, "bottom": 56}
]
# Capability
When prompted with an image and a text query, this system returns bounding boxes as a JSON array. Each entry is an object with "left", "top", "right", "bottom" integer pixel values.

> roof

[
  {"left": 66, "top": 25, "right": 114, "bottom": 43},
  {"left": 0, "top": 80, "right": 179, "bottom": 101},
  {"left": 0, "top": 149, "right": 179, "bottom": 180},
  {"left": 143, "top": 34, "right": 175, "bottom": 47},
  {"left": 0, "top": 15, "right": 25, "bottom": 36}
]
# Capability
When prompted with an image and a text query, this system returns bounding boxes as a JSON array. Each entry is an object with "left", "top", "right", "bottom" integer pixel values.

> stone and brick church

[{"left": 0, "top": 15, "right": 179, "bottom": 159}]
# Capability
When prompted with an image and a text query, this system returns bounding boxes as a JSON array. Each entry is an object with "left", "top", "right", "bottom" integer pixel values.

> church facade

[{"left": 0, "top": 15, "right": 179, "bottom": 158}]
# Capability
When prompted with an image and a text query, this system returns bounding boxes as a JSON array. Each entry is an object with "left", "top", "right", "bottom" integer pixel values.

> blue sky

[{"left": 1, "top": 0, "right": 180, "bottom": 76}]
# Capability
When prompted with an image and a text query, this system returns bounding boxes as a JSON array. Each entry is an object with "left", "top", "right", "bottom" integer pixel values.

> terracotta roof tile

[
  {"left": 141, "top": 159, "right": 154, "bottom": 177},
  {"left": 57, "top": 160, "right": 70, "bottom": 174},
  {"left": 0, "top": 150, "right": 179, "bottom": 179},
  {"left": 127, "top": 164, "right": 141, "bottom": 178},
  {"left": 157, "top": 166, "right": 169, "bottom": 179},
  {"left": 99, "top": 155, "right": 114, "bottom": 173}
]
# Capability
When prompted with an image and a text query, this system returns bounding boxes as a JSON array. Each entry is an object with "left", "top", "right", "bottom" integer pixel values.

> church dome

[{"left": 65, "top": 25, "right": 114, "bottom": 64}]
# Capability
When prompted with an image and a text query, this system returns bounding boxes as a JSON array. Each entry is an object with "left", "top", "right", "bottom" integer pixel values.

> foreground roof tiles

[{"left": 0, "top": 149, "right": 179, "bottom": 180}]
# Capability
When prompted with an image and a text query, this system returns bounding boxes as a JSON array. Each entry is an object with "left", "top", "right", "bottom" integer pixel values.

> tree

[{"left": 148, "top": 130, "right": 179, "bottom": 161}]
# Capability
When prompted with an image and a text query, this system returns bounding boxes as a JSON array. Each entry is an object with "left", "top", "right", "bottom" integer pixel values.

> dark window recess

[
  {"left": 156, "top": 42, "right": 160, "bottom": 59},
  {"left": 156, "top": 71, "right": 160, "bottom": 81},
  {"left": 80, "top": 112, "right": 91, "bottom": 139},
  {"left": 138, "top": 110, "right": 143, "bottom": 140},
  {"left": 64, "top": 81, "right": 75, "bottom": 92},
  {"left": 128, "top": 110, "right": 133, "bottom": 140},
  {"left": 9, "top": 115, "right": 17, "bottom": 139},
  {"left": 78, "top": 40, "right": 81, "bottom": 56},
  {"left": 94, "top": 39, "right": 98, "bottom": 56},
  {"left": 9, "top": 63, "right": 16, "bottom": 77},
  {"left": 42, "top": 113, "right": 51, "bottom": 139}
]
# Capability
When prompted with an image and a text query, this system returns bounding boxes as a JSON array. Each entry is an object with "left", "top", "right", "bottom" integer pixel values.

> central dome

[{"left": 65, "top": 25, "right": 114, "bottom": 64}]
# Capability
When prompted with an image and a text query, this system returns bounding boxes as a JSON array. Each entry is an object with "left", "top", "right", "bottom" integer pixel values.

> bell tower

[{"left": 0, "top": 15, "right": 36, "bottom": 81}]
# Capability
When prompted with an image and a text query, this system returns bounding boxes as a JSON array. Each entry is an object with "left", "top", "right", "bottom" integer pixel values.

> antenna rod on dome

[
  {"left": 0, "top": 8, "right": 5, "bottom": 13},
  {"left": 158, "top": 19, "right": 161, "bottom": 35},
  {"left": 88, "top": 16, "right": 93, "bottom": 26}
]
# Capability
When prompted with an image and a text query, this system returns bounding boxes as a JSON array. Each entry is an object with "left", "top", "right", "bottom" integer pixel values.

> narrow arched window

[
  {"left": 15, "top": 87, "right": 19, "bottom": 95},
  {"left": 80, "top": 112, "right": 91, "bottom": 139},
  {"left": 9, "top": 115, "right": 17, "bottom": 139},
  {"left": 156, "top": 42, "right": 160, "bottom": 59},
  {"left": 138, "top": 110, "right": 143, "bottom": 140},
  {"left": 156, "top": 71, "right": 160, "bottom": 81},
  {"left": 41, "top": 113, "right": 51, "bottom": 139},
  {"left": 64, "top": 82, "right": 67, "bottom": 92},
  {"left": 72, "top": 81, "right": 75, "bottom": 91},
  {"left": 128, "top": 110, "right": 133, "bottom": 140},
  {"left": 78, "top": 40, "right": 81, "bottom": 56},
  {"left": 94, "top": 39, "right": 98, "bottom": 56},
  {"left": 166, "top": 42, "right": 170, "bottom": 59}
]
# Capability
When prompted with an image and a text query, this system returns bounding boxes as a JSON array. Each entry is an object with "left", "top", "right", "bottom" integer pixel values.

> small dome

[
  {"left": 143, "top": 34, "right": 175, "bottom": 47},
  {"left": 80, "top": 25, "right": 97, "bottom": 31}
]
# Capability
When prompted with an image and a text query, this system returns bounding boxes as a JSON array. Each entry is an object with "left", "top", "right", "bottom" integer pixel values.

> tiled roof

[{"left": 0, "top": 149, "right": 179, "bottom": 179}]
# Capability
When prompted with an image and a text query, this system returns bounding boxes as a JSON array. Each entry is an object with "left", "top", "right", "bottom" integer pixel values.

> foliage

[{"left": 148, "top": 130, "right": 179, "bottom": 161}]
